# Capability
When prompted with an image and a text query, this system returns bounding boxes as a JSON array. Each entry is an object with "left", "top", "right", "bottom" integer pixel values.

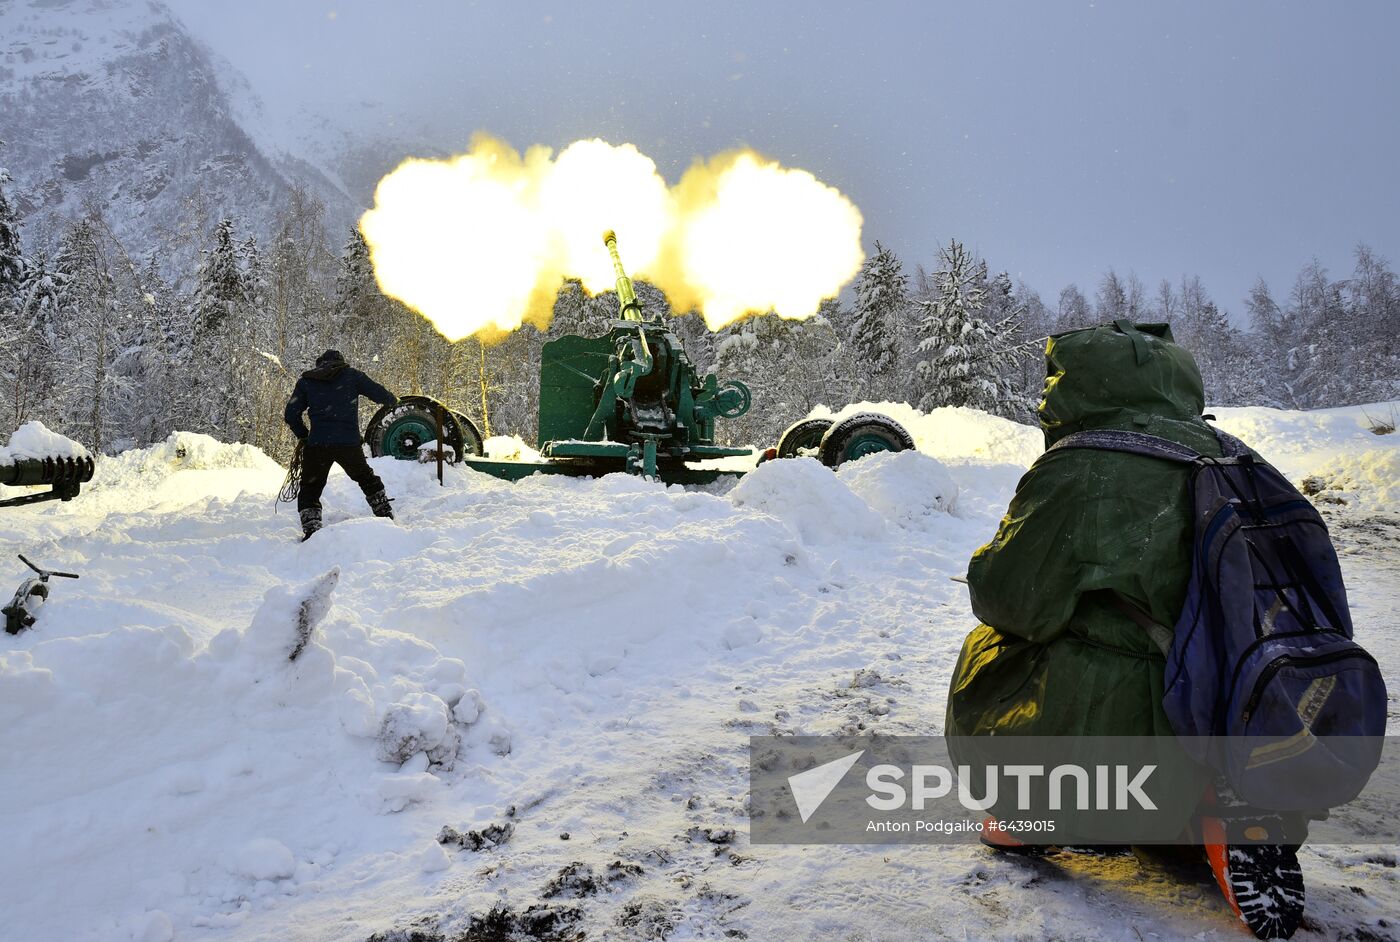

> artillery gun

[
  {"left": 0, "top": 452, "right": 95, "bottom": 508},
  {"left": 365, "top": 230, "right": 913, "bottom": 483}
]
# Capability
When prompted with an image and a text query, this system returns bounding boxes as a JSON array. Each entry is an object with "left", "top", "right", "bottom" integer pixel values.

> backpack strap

[
  {"left": 1051, "top": 427, "right": 1252, "bottom": 467},
  {"left": 1105, "top": 593, "right": 1174, "bottom": 656},
  {"left": 1212, "top": 427, "right": 1250, "bottom": 458},
  {"left": 1047, "top": 428, "right": 1201, "bottom": 464}
]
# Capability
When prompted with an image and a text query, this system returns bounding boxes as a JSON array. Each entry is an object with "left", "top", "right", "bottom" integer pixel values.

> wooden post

[{"left": 434, "top": 402, "right": 445, "bottom": 487}]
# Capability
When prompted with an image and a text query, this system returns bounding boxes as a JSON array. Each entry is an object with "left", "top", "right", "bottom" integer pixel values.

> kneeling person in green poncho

[{"left": 946, "top": 321, "right": 1305, "bottom": 941}]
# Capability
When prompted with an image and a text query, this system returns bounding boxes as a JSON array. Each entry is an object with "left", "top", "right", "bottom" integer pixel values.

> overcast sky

[{"left": 172, "top": 0, "right": 1399, "bottom": 317}]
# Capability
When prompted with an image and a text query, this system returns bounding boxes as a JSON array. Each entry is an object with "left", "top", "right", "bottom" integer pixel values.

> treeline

[
  {"left": 2, "top": 169, "right": 1397, "bottom": 460},
  {"left": 697, "top": 238, "right": 1400, "bottom": 445}
]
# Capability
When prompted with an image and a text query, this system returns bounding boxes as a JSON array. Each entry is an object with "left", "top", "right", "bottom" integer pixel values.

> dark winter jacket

[{"left": 284, "top": 361, "right": 397, "bottom": 447}]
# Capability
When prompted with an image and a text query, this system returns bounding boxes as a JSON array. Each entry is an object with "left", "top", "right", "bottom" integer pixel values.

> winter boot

[
  {"left": 299, "top": 507, "right": 323, "bottom": 542},
  {"left": 367, "top": 489, "right": 394, "bottom": 520},
  {"left": 1201, "top": 814, "right": 1305, "bottom": 939}
]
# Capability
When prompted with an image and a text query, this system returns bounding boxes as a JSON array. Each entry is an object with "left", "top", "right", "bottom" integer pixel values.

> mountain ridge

[{"left": 0, "top": 0, "right": 358, "bottom": 281}]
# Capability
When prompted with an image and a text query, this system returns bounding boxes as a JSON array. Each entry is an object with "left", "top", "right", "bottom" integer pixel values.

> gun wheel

[
  {"left": 817, "top": 412, "right": 915, "bottom": 468},
  {"left": 716, "top": 380, "right": 751, "bottom": 419},
  {"left": 365, "top": 395, "right": 482, "bottom": 461},
  {"left": 776, "top": 417, "right": 834, "bottom": 458},
  {"left": 452, "top": 411, "right": 486, "bottom": 458}
]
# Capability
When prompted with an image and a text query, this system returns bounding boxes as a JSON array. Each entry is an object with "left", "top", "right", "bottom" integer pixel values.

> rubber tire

[
  {"left": 366, "top": 396, "right": 467, "bottom": 461},
  {"left": 452, "top": 411, "right": 486, "bottom": 457},
  {"left": 776, "top": 417, "right": 834, "bottom": 459},
  {"left": 817, "top": 412, "right": 915, "bottom": 468}
]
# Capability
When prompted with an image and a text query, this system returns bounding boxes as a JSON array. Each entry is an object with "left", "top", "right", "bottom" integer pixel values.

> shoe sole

[{"left": 1203, "top": 817, "right": 1305, "bottom": 939}]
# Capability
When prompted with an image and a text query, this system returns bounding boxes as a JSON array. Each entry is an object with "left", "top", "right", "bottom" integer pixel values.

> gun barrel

[
  {"left": 0, "top": 454, "right": 95, "bottom": 507},
  {"left": 602, "top": 230, "right": 643, "bottom": 322}
]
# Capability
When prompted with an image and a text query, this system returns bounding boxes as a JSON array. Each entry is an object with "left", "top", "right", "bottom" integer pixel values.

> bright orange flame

[{"left": 359, "top": 134, "right": 864, "bottom": 340}]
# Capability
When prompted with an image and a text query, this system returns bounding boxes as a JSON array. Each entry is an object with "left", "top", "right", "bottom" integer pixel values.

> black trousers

[{"left": 298, "top": 444, "right": 385, "bottom": 512}]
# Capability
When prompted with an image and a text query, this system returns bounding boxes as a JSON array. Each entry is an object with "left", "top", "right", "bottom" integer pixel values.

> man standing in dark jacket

[{"left": 284, "top": 349, "right": 399, "bottom": 540}]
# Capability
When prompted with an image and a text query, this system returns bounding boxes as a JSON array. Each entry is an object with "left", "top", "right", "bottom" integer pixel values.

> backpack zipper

[{"left": 1239, "top": 648, "right": 1379, "bottom": 723}]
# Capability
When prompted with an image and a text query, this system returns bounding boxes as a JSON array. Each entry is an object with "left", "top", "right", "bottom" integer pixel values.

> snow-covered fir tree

[
  {"left": 0, "top": 166, "right": 23, "bottom": 301},
  {"left": 549, "top": 278, "right": 619, "bottom": 339},
  {"left": 187, "top": 218, "right": 256, "bottom": 439},
  {"left": 117, "top": 255, "right": 183, "bottom": 446},
  {"left": 0, "top": 164, "right": 28, "bottom": 424},
  {"left": 50, "top": 218, "right": 127, "bottom": 451},
  {"left": 335, "top": 228, "right": 383, "bottom": 355},
  {"left": 910, "top": 240, "right": 1027, "bottom": 416},
  {"left": 847, "top": 241, "right": 907, "bottom": 397},
  {"left": 7, "top": 249, "right": 67, "bottom": 427}
]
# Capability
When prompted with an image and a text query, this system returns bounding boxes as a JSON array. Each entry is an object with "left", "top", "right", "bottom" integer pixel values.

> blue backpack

[{"left": 1051, "top": 426, "right": 1387, "bottom": 811}]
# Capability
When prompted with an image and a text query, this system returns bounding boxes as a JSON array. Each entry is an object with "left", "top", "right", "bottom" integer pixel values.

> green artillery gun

[
  {"left": 0, "top": 452, "right": 95, "bottom": 508},
  {"left": 365, "top": 230, "right": 914, "bottom": 483}
]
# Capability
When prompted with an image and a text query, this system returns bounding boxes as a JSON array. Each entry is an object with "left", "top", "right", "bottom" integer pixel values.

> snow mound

[
  {"left": 0, "top": 568, "right": 495, "bottom": 933},
  {"left": 376, "top": 691, "right": 460, "bottom": 767},
  {"left": 62, "top": 431, "right": 286, "bottom": 515},
  {"left": 1297, "top": 449, "right": 1400, "bottom": 514},
  {"left": 810, "top": 401, "right": 1042, "bottom": 467},
  {"left": 730, "top": 456, "right": 884, "bottom": 544},
  {"left": 838, "top": 449, "right": 959, "bottom": 527},
  {"left": 1215, "top": 401, "right": 1400, "bottom": 514},
  {"left": 231, "top": 839, "right": 296, "bottom": 882},
  {"left": 92, "top": 431, "right": 282, "bottom": 481},
  {"left": 483, "top": 435, "right": 540, "bottom": 461},
  {"left": 0, "top": 421, "right": 90, "bottom": 465}
]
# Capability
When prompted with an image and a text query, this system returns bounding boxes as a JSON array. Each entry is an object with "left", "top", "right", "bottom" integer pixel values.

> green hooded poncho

[{"left": 946, "top": 322, "right": 1225, "bottom": 743}]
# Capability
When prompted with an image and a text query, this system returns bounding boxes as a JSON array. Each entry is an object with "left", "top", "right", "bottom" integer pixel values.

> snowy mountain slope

[
  {"left": 0, "top": 405, "right": 1396, "bottom": 941},
  {"left": 0, "top": 0, "right": 356, "bottom": 272}
]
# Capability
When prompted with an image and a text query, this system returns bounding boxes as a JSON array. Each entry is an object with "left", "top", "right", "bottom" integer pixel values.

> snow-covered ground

[{"left": 1, "top": 404, "right": 1397, "bottom": 942}]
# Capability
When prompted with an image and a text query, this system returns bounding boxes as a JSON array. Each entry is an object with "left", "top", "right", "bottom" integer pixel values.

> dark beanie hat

[{"left": 316, "top": 349, "right": 346, "bottom": 366}]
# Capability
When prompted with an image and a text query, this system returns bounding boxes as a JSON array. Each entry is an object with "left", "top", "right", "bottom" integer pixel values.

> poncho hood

[{"left": 1038, "top": 320, "right": 1207, "bottom": 447}]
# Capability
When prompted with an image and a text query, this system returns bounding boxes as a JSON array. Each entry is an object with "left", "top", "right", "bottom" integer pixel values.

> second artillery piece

[
  {"left": 1, "top": 452, "right": 94, "bottom": 508},
  {"left": 364, "top": 231, "right": 914, "bottom": 484}
]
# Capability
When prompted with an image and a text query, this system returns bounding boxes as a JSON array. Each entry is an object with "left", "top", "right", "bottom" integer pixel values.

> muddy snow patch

[
  {"left": 1297, "top": 449, "right": 1400, "bottom": 515},
  {"left": 838, "top": 448, "right": 959, "bottom": 526},
  {"left": 729, "top": 457, "right": 884, "bottom": 544}
]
